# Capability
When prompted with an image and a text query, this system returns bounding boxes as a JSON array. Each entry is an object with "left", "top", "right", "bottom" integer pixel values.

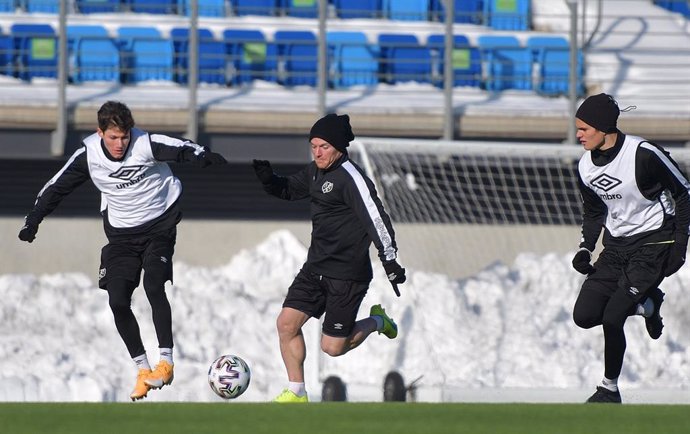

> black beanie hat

[
  {"left": 576, "top": 93, "right": 620, "bottom": 133},
  {"left": 309, "top": 113, "right": 355, "bottom": 153}
]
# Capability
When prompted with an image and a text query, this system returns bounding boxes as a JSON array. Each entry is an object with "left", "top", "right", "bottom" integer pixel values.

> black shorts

[
  {"left": 98, "top": 227, "right": 176, "bottom": 290},
  {"left": 283, "top": 268, "right": 369, "bottom": 338}
]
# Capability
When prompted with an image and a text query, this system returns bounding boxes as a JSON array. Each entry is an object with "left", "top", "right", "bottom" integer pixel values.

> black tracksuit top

[{"left": 262, "top": 154, "right": 398, "bottom": 282}]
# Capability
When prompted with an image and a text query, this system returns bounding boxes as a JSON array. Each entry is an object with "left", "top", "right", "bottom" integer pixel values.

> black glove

[
  {"left": 572, "top": 248, "right": 595, "bottom": 275},
  {"left": 18, "top": 219, "right": 39, "bottom": 243},
  {"left": 665, "top": 235, "right": 688, "bottom": 277},
  {"left": 252, "top": 159, "right": 274, "bottom": 184},
  {"left": 202, "top": 151, "right": 227, "bottom": 166},
  {"left": 383, "top": 260, "right": 406, "bottom": 296}
]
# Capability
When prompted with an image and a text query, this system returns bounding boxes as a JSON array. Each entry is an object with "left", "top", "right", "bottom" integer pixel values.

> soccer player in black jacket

[
  {"left": 571, "top": 94, "right": 690, "bottom": 403},
  {"left": 252, "top": 113, "right": 406, "bottom": 403},
  {"left": 18, "top": 101, "right": 227, "bottom": 401}
]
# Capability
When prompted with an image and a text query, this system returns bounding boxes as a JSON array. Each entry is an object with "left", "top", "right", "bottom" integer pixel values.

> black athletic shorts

[
  {"left": 283, "top": 268, "right": 370, "bottom": 338},
  {"left": 98, "top": 227, "right": 176, "bottom": 290}
]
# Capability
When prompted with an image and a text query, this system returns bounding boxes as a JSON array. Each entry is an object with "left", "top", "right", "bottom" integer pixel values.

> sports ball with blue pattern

[{"left": 208, "top": 354, "right": 251, "bottom": 399}]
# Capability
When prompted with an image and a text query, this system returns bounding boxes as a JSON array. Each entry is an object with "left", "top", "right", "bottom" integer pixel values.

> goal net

[{"left": 350, "top": 137, "right": 690, "bottom": 278}]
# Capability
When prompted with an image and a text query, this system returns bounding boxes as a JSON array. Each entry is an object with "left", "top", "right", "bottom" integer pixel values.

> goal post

[{"left": 350, "top": 137, "right": 690, "bottom": 278}]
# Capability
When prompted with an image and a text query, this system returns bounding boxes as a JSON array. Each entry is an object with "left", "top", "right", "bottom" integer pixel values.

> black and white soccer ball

[{"left": 207, "top": 354, "right": 251, "bottom": 399}]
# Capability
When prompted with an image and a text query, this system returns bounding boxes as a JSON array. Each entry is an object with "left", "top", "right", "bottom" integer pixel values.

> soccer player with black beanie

[
  {"left": 18, "top": 100, "right": 228, "bottom": 401},
  {"left": 571, "top": 93, "right": 690, "bottom": 403},
  {"left": 252, "top": 113, "right": 405, "bottom": 403}
]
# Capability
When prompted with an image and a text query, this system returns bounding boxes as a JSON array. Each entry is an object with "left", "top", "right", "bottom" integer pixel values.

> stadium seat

[
  {"left": 23, "top": 0, "right": 59, "bottom": 13},
  {"left": 0, "top": 32, "right": 12, "bottom": 76},
  {"left": 477, "top": 35, "right": 531, "bottom": 90},
  {"left": 129, "top": 0, "right": 175, "bottom": 14},
  {"left": 11, "top": 23, "right": 57, "bottom": 80},
  {"left": 0, "top": 0, "right": 14, "bottom": 13},
  {"left": 484, "top": 0, "right": 530, "bottom": 30},
  {"left": 178, "top": 0, "right": 227, "bottom": 16},
  {"left": 117, "top": 27, "right": 172, "bottom": 83},
  {"left": 118, "top": 26, "right": 160, "bottom": 51},
  {"left": 526, "top": 35, "right": 584, "bottom": 95},
  {"left": 327, "top": 31, "right": 378, "bottom": 88},
  {"left": 427, "top": 34, "right": 481, "bottom": 87},
  {"left": 384, "top": 0, "right": 429, "bottom": 21},
  {"left": 235, "top": 0, "right": 277, "bottom": 16},
  {"left": 224, "top": 29, "right": 269, "bottom": 85},
  {"left": 526, "top": 35, "right": 568, "bottom": 62},
  {"left": 66, "top": 25, "right": 110, "bottom": 82},
  {"left": 76, "top": 0, "right": 120, "bottom": 13},
  {"left": 431, "top": 0, "right": 483, "bottom": 24},
  {"left": 273, "top": 30, "right": 318, "bottom": 86},
  {"left": 333, "top": 0, "right": 381, "bottom": 19},
  {"left": 170, "top": 27, "right": 226, "bottom": 85},
  {"left": 74, "top": 37, "right": 120, "bottom": 83},
  {"left": 378, "top": 33, "right": 432, "bottom": 84},
  {"left": 281, "top": 0, "right": 318, "bottom": 18},
  {"left": 655, "top": 0, "right": 690, "bottom": 18}
]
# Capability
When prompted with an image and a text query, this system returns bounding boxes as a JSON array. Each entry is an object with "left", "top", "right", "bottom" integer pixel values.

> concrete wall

[{"left": 3, "top": 217, "right": 581, "bottom": 279}]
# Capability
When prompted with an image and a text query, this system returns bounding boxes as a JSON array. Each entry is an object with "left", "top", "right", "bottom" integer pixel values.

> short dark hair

[{"left": 97, "top": 101, "right": 135, "bottom": 132}]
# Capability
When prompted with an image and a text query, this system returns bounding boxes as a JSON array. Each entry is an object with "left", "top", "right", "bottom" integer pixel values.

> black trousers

[
  {"left": 101, "top": 229, "right": 176, "bottom": 358},
  {"left": 572, "top": 243, "right": 668, "bottom": 380}
]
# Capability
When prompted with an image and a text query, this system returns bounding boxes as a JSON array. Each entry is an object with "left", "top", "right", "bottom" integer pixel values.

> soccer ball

[{"left": 207, "top": 354, "right": 251, "bottom": 399}]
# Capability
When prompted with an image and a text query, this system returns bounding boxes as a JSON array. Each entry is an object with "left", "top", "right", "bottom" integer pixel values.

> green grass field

[{"left": 1, "top": 402, "right": 688, "bottom": 434}]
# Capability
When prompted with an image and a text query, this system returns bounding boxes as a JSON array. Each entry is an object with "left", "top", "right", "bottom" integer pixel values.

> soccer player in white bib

[
  {"left": 571, "top": 93, "right": 690, "bottom": 403},
  {"left": 18, "top": 101, "right": 228, "bottom": 401}
]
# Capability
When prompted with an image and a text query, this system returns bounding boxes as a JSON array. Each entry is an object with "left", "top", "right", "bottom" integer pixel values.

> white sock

[
  {"left": 372, "top": 315, "right": 384, "bottom": 332},
  {"left": 288, "top": 381, "right": 306, "bottom": 397},
  {"left": 638, "top": 298, "right": 654, "bottom": 317},
  {"left": 601, "top": 377, "right": 618, "bottom": 392},
  {"left": 160, "top": 348, "right": 174, "bottom": 365},
  {"left": 133, "top": 353, "right": 151, "bottom": 371}
]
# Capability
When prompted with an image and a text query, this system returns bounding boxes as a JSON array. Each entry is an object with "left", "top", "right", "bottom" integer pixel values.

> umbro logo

[
  {"left": 629, "top": 286, "right": 639, "bottom": 296},
  {"left": 322, "top": 181, "right": 333, "bottom": 193},
  {"left": 591, "top": 173, "right": 622, "bottom": 192},
  {"left": 109, "top": 165, "right": 145, "bottom": 181},
  {"left": 99, "top": 268, "right": 106, "bottom": 279},
  {"left": 333, "top": 323, "right": 343, "bottom": 330}
]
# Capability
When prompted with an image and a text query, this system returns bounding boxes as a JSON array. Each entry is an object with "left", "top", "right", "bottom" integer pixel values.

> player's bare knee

[{"left": 321, "top": 339, "right": 347, "bottom": 357}]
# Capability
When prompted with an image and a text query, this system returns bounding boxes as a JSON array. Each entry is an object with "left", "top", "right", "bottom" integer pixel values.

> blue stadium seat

[
  {"left": 281, "top": 0, "right": 317, "bottom": 18},
  {"left": 117, "top": 27, "right": 172, "bottom": 82},
  {"left": 24, "top": 0, "right": 59, "bottom": 13},
  {"left": 0, "top": 0, "right": 15, "bottom": 12},
  {"left": 171, "top": 27, "right": 226, "bottom": 84},
  {"left": 11, "top": 23, "right": 57, "bottom": 80},
  {"left": 129, "top": 38, "right": 173, "bottom": 82},
  {"left": 66, "top": 25, "right": 109, "bottom": 81},
  {"left": 655, "top": 0, "right": 690, "bottom": 18},
  {"left": 477, "top": 35, "right": 531, "bottom": 90},
  {"left": 118, "top": 26, "right": 160, "bottom": 51},
  {"left": 76, "top": 0, "right": 120, "bottom": 13},
  {"left": 235, "top": 0, "right": 277, "bottom": 16},
  {"left": 526, "top": 35, "right": 568, "bottom": 62},
  {"left": 333, "top": 0, "right": 380, "bottom": 18},
  {"left": 378, "top": 33, "right": 432, "bottom": 84},
  {"left": 178, "top": 0, "right": 226, "bottom": 16},
  {"left": 527, "top": 36, "right": 584, "bottom": 96},
  {"left": 224, "top": 29, "right": 269, "bottom": 85},
  {"left": 327, "top": 31, "right": 378, "bottom": 88},
  {"left": 273, "top": 30, "right": 317, "bottom": 86},
  {"left": 484, "top": 0, "right": 530, "bottom": 30},
  {"left": 427, "top": 34, "right": 481, "bottom": 87},
  {"left": 129, "top": 0, "right": 175, "bottom": 14},
  {"left": 431, "top": 0, "right": 483, "bottom": 24},
  {"left": 74, "top": 37, "right": 120, "bottom": 83},
  {"left": 384, "top": 0, "right": 429, "bottom": 21},
  {"left": 0, "top": 31, "right": 12, "bottom": 76}
]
